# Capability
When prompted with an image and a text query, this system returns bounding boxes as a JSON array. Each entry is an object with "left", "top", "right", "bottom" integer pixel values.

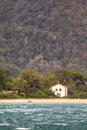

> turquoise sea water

[{"left": 0, "top": 103, "right": 87, "bottom": 130}]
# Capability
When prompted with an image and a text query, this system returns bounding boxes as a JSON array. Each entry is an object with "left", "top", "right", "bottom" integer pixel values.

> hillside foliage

[{"left": 0, "top": 0, "right": 87, "bottom": 76}]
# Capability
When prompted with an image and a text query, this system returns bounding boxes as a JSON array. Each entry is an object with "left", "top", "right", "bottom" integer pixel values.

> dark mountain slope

[{"left": 0, "top": 0, "right": 87, "bottom": 76}]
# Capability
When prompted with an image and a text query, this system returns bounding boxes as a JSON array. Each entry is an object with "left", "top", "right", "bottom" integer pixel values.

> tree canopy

[{"left": 0, "top": 68, "right": 87, "bottom": 98}]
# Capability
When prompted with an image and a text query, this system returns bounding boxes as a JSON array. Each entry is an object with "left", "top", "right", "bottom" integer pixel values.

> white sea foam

[
  {"left": 37, "top": 114, "right": 43, "bottom": 116},
  {"left": 0, "top": 123, "right": 10, "bottom": 126},
  {"left": 68, "top": 120, "right": 79, "bottom": 123},
  {"left": 16, "top": 128, "right": 30, "bottom": 130},
  {"left": 54, "top": 123, "right": 68, "bottom": 126},
  {"left": 0, "top": 111, "right": 4, "bottom": 114}
]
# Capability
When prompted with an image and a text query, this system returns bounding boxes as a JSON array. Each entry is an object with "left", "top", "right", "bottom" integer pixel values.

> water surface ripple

[{"left": 0, "top": 103, "right": 87, "bottom": 130}]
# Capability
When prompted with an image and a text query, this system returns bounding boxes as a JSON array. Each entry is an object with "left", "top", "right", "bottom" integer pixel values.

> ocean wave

[
  {"left": 0, "top": 123, "right": 10, "bottom": 126},
  {"left": 54, "top": 123, "right": 68, "bottom": 126},
  {"left": 16, "top": 128, "right": 30, "bottom": 130}
]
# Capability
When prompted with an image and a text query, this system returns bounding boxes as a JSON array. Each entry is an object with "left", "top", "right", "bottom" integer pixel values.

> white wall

[{"left": 51, "top": 84, "right": 67, "bottom": 97}]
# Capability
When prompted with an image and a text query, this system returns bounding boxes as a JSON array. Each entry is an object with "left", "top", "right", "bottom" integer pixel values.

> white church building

[{"left": 51, "top": 84, "right": 68, "bottom": 97}]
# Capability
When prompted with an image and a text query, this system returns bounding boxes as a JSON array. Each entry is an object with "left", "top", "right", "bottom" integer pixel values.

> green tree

[
  {"left": 59, "top": 69, "right": 87, "bottom": 96},
  {"left": 15, "top": 70, "right": 44, "bottom": 96},
  {"left": 5, "top": 77, "right": 14, "bottom": 90},
  {"left": 43, "top": 72, "right": 60, "bottom": 87},
  {"left": 0, "top": 68, "right": 7, "bottom": 91}
]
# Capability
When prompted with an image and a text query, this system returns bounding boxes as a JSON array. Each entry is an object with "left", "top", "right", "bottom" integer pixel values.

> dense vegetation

[
  {"left": 0, "top": 68, "right": 87, "bottom": 98},
  {"left": 0, "top": 0, "right": 87, "bottom": 76}
]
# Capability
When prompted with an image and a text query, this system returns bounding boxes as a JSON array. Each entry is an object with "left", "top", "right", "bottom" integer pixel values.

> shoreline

[{"left": 0, "top": 99, "right": 87, "bottom": 104}]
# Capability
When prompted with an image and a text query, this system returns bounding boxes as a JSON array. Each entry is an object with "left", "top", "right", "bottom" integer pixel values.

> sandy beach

[{"left": 0, "top": 98, "right": 87, "bottom": 104}]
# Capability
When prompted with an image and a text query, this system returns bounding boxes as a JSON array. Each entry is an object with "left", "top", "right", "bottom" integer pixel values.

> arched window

[
  {"left": 59, "top": 88, "right": 62, "bottom": 91},
  {"left": 56, "top": 89, "right": 58, "bottom": 91}
]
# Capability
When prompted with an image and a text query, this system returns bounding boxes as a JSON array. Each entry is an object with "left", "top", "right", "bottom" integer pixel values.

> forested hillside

[{"left": 0, "top": 0, "right": 87, "bottom": 76}]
